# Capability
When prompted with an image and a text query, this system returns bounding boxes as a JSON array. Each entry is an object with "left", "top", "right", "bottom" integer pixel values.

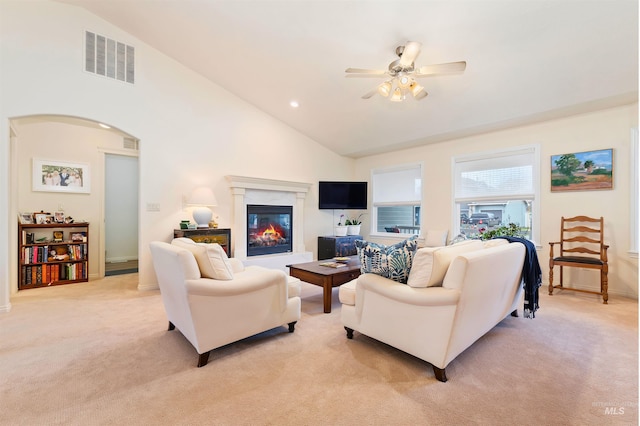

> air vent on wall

[
  {"left": 123, "top": 137, "right": 139, "bottom": 150},
  {"left": 85, "top": 31, "right": 135, "bottom": 84}
]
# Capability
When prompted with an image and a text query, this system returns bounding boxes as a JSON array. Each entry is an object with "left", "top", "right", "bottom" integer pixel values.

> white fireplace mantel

[{"left": 226, "top": 175, "right": 312, "bottom": 262}]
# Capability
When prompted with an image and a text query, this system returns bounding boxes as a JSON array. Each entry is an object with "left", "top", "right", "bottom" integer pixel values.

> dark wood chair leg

[
  {"left": 344, "top": 326, "right": 354, "bottom": 339},
  {"left": 288, "top": 321, "right": 297, "bottom": 333},
  {"left": 197, "top": 351, "right": 211, "bottom": 368},
  {"left": 602, "top": 265, "right": 609, "bottom": 304},
  {"left": 168, "top": 321, "right": 175, "bottom": 331},
  {"left": 510, "top": 309, "right": 518, "bottom": 317},
  {"left": 433, "top": 366, "right": 447, "bottom": 382}
]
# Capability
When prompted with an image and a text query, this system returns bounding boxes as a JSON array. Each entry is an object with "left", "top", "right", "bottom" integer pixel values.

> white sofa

[
  {"left": 339, "top": 239, "right": 526, "bottom": 382},
  {"left": 149, "top": 239, "right": 301, "bottom": 367}
]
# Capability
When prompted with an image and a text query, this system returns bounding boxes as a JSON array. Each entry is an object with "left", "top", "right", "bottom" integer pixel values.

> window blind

[
  {"left": 454, "top": 147, "right": 535, "bottom": 202},
  {"left": 373, "top": 164, "right": 422, "bottom": 204}
]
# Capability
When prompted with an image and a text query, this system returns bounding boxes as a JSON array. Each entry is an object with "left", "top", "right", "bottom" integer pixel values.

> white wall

[
  {"left": 355, "top": 104, "right": 639, "bottom": 298},
  {"left": 0, "top": 1, "right": 354, "bottom": 310}
]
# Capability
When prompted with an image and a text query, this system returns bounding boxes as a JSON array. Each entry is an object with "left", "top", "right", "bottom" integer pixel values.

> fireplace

[{"left": 247, "top": 204, "right": 293, "bottom": 256}]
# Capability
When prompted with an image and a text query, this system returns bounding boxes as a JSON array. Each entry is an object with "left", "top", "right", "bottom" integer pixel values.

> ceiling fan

[{"left": 345, "top": 41, "right": 466, "bottom": 102}]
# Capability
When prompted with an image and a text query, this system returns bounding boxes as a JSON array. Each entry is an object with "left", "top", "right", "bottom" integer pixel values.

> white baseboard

[{"left": 105, "top": 256, "right": 138, "bottom": 263}]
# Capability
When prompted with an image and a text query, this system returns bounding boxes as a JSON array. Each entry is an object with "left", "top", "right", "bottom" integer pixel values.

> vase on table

[
  {"left": 347, "top": 224, "right": 361, "bottom": 235},
  {"left": 335, "top": 225, "right": 348, "bottom": 236}
]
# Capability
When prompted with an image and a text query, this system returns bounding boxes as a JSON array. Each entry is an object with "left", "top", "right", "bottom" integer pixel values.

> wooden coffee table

[{"left": 287, "top": 255, "right": 361, "bottom": 313}]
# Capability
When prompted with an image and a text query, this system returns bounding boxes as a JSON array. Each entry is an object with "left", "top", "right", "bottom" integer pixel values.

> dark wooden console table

[{"left": 287, "top": 255, "right": 361, "bottom": 313}]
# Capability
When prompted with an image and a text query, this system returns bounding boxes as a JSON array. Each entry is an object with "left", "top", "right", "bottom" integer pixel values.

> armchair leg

[
  {"left": 168, "top": 321, "right": 175, "bottom": 331},
  {"left": 344, "top": 326, "right": 354, "bottom": 339},
  {"left": 288, "top": 321, "right": 297, "bottom": 333},
  {"left": 433, "top": 366, "right": 448, "bottom": 382},
  {"left": 197, "top": 351, "right": 211, "bottom": 368}
]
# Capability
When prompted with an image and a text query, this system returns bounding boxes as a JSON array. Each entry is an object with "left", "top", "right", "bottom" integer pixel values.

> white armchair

[{"left": 149, "top": 240, "right": 301, "bottom": 367}]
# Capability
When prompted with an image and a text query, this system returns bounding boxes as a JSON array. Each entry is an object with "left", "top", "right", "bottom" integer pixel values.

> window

[
  {"left": 453, "top": 146, "right": 539, "bottom": 243},
  {"left": 372, "top": 163, "right": 422, "bottom": 235}
]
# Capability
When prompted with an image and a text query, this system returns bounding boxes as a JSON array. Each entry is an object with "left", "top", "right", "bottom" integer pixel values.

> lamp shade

[
  {"left": 377, "top": 80, "right": 392, "bottom": 97},
  {"left": 188, "top": 187, "right": 217, "bottom": 206},
  {"left": 390, "top": 87, "right": 404, "bottom": 102},
  {"left": 188, "top": 187, "right": 217, "bottom": 228}
]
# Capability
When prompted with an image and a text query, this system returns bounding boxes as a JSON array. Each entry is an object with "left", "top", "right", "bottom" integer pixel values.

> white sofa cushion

[
  {"left": 483, "top": 238, "right": 510, "bottom": 248},
  {"left": 171, "top": 238, "right": 234, "bottom": 280},
  {"left": 407, "top": 240, "right": 484, "bottom": 288},
  {"left": 338, "top": 278, "right": 358, "bottom": 306}
]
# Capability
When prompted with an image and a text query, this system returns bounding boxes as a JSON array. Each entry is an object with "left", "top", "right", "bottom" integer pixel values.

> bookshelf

[{"left": 18, "top": 222, "right": 89, "bottom": 289}]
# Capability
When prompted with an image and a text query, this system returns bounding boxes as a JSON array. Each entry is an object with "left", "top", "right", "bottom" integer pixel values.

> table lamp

[{"left": 187, "top": 187, "right": 217, "bottom": 228}]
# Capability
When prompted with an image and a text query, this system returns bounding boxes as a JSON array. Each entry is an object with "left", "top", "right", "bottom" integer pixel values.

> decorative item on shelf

[
  {"left": 187, "top": 187, "right": 217, "bottom": 228},
  {"left": 52, "top": 231, "right": 64, "bottom": 242},
  {"left": 54, "top": 211, "right": 65, "bottom": 223},
  {"left": 345, "top": 213, "right": 365, "bottom": 235},
  {"left": 19, "top": 212, "right": 34, "bottom": 224},
  {"left": 33, "top": 211, "right": 50, "bottom": 225},
  {"left": 208, "top": 216, "right": 219, "bottom": 229},
  {"left": 71, "top": 232, "right": 87, "bottom": 242},
  {"left": 179, "top": 220, "right": 190, "bottom": 230},
  {"left": 335, "top": 214, "right": 348, "bottom": 236}
]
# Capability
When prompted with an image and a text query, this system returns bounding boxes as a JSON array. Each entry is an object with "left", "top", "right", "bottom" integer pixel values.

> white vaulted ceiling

[{"left": 58, "top": 0, "right": 638, "bottom": 158}]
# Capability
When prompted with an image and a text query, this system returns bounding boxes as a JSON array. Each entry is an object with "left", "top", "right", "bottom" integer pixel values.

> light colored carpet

[{"left": 0, "top": 274, "right": 637, "bottom": 425}]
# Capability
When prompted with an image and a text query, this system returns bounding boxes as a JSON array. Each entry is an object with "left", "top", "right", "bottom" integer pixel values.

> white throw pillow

[
  {"left": 171, "top": 238, "right": 234, "bottom": 280},
  {"left": 407, "top": 240, "right": 484, "bottom": 288},
  {"left": 423, "top": 229, "right": 449, "bottom": 247}
]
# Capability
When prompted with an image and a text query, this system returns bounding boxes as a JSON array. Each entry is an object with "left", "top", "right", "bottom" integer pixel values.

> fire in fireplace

[{"left": 247, "top": 204, "right": 293, "bottom": 256}]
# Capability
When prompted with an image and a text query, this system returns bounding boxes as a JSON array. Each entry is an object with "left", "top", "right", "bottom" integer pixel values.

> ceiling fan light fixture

[
  {"left": 390, "top": 87, "right": 404, "bottom": 102},
  {"left": 398, "top": 75, "right": 411, "bottom": 89},
  {"left": 409, "top": 81, "right": 424, "bottom": 97},
  {"left": 377, "top": 80, "right": 392, "bottom": 97}
]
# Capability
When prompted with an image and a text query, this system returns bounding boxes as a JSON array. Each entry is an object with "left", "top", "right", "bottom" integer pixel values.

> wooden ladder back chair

[{"left": 548, "top": 216, "right": 609, "bottom": 303}]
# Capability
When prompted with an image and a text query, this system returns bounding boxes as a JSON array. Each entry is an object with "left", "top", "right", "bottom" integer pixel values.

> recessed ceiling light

[
  {"left": 289, "top": 100, "right": 299, "bottom": 108},
  {"left": 98, "top": 123, "right": 111, "bottom": 129}
]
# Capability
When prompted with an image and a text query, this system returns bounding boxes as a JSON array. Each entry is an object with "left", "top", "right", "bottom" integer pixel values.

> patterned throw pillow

[{"left": 355, "top": 236, "right": 418, "bottom": 284}]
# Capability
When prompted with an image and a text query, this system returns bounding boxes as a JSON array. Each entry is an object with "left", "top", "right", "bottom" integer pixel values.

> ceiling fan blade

[
  {"left": 398, "top": 41, "right": 422, "bottom": 67},
  {"left": 346, "top": 73, "right": 390, "bottom": 78},
  {"left": 361, "top": 89, "right": 378, "bottom": 99},
  {"left": 415, "top": 61, "right": 467, "bottom": 76},
  {"left": 345, "top": 68, "right": 387, "bottom": 75}
]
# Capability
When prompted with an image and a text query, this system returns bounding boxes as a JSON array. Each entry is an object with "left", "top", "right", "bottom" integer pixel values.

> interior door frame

[{"left": 98, "top": 147, "right": 139, "bottom": 278}]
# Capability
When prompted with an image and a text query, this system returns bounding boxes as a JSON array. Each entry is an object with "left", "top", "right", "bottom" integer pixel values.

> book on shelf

[{"left": 318, "top": 262, "right": 347, "bottom": 268}]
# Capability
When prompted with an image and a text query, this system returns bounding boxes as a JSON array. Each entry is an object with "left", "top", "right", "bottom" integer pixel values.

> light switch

[{"left": 146, "top": 203, "right": 160, "bottom": 212}]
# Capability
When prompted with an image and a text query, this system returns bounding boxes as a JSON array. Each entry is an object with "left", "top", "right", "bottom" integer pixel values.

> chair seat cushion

[
  {"left": 553, "top": 256, "right": 604, "bottom": 265},
  {"left": 338, "top": 278, "right": 358, "bottom": 306},
  {"left": 287, "top": 276, "right": 302, "bottom": 298}
]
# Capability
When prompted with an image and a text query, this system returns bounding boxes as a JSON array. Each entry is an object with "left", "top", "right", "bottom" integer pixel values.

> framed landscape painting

[
  {"left": 550, "top": 149, "right": 613, "bottom": 192},
  {"left": 32, "top": 159, "right": 91, "bottom": 194}
]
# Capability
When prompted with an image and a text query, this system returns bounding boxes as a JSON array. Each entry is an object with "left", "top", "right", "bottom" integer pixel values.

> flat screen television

[{"left": 318, "top": 181, "right": 368, "bottom": 210}]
